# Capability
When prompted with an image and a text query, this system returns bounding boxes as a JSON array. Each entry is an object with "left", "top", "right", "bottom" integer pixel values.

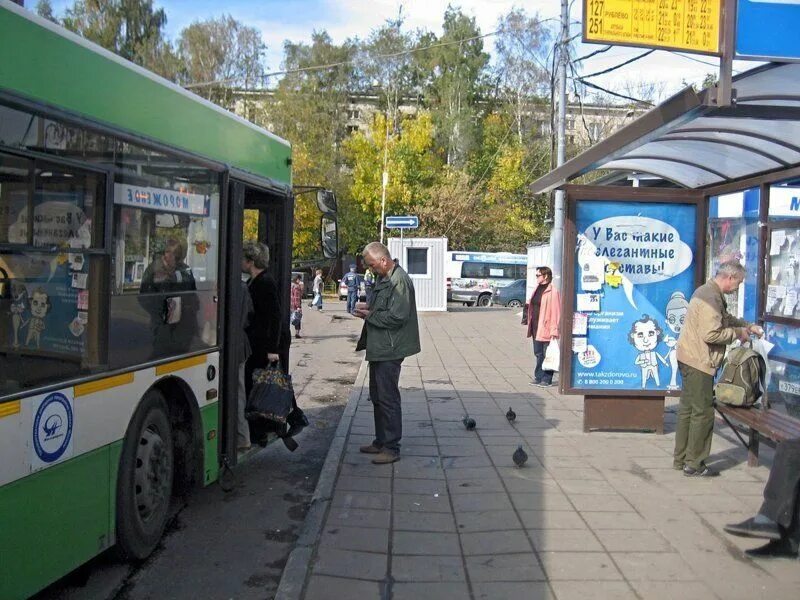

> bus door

[{"left": 220, "top": 179, "right": 293, "bottom": 464}]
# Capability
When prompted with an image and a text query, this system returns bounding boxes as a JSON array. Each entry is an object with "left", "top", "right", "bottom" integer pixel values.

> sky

[{"left": 46, "top": 0, "right": 764, "bottom": 104}]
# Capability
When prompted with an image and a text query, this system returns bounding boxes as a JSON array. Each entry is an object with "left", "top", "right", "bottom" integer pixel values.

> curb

[{"left": 274, "top": 359, "right": 368, "bottom": 600}]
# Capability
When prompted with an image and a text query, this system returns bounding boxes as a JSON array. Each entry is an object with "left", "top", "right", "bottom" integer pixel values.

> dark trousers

[
  {"left": 369, "top": 359, "right": 403, "bottom": 453},
  {"left": 347, "top": 290, "right": 358, "bottom": 314},
  {"left": 674, "top": 362, "right": 715, "bottom": 470},
  {"left": 533, "top": 340, "right": 553, "bottom": 385},
  {"left": 761, "top": 439, "right": 800, "bottom": 529}
]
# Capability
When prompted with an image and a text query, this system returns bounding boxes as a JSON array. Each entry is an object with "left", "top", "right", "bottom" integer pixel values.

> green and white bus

[{"left": 0, "top": 4, "right": 334, "bottom": 598}]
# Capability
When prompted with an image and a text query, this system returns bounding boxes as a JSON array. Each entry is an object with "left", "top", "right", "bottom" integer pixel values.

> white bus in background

[{"left": 446, "top": 251, "right": 527, "bottom": 306}]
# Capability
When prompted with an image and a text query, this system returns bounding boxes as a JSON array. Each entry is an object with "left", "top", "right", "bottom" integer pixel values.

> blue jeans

[
  {"left": 533, "top": 340, "right": 553, "bottom": 384},
  {"left": 347, "top": 290, "right": 358, "bottom": 314}
]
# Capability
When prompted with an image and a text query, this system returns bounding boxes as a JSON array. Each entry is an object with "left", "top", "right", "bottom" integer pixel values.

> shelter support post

[{"left": 583, "top": 395, "right": 665, "bottom": 434}]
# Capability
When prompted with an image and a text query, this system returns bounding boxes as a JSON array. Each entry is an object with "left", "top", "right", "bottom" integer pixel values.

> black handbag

[{"left": 246, "top": 364, "right": 294, "bottom": 425}]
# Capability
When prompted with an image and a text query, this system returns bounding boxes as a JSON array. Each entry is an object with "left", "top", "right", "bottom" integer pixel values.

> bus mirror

[
  {"left": 316, "top": 190, "right": 337, "bottom": 216},
  {"left": 321, "top": 216, "right": 338, "bottom": 259}
]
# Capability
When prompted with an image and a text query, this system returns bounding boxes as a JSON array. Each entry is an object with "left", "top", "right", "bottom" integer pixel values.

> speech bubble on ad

[{"left": 582, "top": 216, "right": 693, "bottom": 308}]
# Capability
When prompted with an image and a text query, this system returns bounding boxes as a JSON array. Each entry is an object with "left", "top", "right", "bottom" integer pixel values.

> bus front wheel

[{"left": 116, "top": 390, "right": 175, "bottom": 560}]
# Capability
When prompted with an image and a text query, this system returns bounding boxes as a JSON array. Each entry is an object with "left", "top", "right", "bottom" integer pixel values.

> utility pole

[
  {"left": 550, "top": 0, "right": 570, "bottom": 288},
  {"left": 379, "top": 111, "right": 390, "bottom": 245}
]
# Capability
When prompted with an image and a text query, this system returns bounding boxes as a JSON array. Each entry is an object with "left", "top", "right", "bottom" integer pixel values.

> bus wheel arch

[
  {"left": 115, "top": 388, "right": 175, "bottom": 560},
  {"left": 115, "top": 378, "right": 202, "bottom": 560},
  {"left": 151, "top": 377, "right": 204, "bottom": 496}
]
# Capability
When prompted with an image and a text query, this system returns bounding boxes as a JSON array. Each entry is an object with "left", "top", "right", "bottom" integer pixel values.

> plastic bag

[
  {"left": 750, "top": 337, "right": 774, "bottom": 388},
  {"left": 246, "top": 364, "right": 294, "bottom": 425},
  {"left": 542, "top": 339, "right": 560, "bottom": 372}
]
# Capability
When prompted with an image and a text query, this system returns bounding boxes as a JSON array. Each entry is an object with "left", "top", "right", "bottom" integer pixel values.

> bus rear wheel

[
  {"left": 116, "top": 390, "right": 174, "bottom": 560},
  {"left": 477, "top": 294, "right": 492, "bottom": 307}
]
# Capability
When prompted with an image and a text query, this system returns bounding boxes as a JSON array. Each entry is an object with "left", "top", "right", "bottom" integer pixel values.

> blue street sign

[
  {"left": 736, "top": 0, "right": 800, "bottom": 61},
  {"left": 385, "top": 215, "right": 419, "bottom": 229}
]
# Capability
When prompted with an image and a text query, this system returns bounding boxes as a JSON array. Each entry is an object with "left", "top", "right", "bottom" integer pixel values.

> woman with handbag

[
  {"left": 523, "top": 266, "right": 561, "bottom": 387},
  {"left": 242, "top": 242, "right": 308, "bottom": 442}
]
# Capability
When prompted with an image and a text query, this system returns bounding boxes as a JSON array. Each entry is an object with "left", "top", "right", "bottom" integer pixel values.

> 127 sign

[{"left": 583, "top": 0, "right": 721, "bottom": 55}]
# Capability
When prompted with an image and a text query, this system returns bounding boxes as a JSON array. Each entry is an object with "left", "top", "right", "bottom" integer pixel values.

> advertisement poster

[
  {"left": 5, "top": 253, "right": 88, "bottom": 358},
  {"left": 571, "top": 200, "right": 697, "bottom": 392}
]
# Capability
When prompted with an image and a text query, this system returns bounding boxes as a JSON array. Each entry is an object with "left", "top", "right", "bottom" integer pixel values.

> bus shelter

[{"left": 531, "top": 62, "right": 800, "bottom": 433}]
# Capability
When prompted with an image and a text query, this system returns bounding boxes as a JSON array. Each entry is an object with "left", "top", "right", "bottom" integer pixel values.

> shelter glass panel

[
  {"left": 707, "top": 188, "right": 760, "bottom": 323},
  {"left": 763, "top": 322, "right": 800, "bottom": 419}
]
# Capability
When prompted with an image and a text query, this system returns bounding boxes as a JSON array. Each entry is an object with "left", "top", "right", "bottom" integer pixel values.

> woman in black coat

[{"left": 241, "top": 241, "right": 283, "bottom": 396}]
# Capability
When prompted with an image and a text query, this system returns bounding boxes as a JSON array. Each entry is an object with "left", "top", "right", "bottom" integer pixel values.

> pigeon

[
  {"left": 462, "top": 415, "right": 477, "bottom": 430},
  {"left": 512, "top": 445, "right": 528, "bottom": 467},
  {"left": 506, "top": 407, "right": 516, "bottom": 422}
]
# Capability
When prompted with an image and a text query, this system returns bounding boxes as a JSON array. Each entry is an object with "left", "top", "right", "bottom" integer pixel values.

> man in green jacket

[
  {"left": 354, "top": 242, "right": 421, "bottom": 464},
  {"left": 674, "top": 260, "right": 763, "bottom": 477}
]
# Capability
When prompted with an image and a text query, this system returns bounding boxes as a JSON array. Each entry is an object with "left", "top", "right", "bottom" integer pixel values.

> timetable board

[{"left": 583, "top": 0, "right": 722, "bottom": 55}]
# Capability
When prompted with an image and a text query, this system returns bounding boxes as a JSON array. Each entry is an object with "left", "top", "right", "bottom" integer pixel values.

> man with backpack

[{"left": 674, "top": 261, "right": 764, "bottom": 477}]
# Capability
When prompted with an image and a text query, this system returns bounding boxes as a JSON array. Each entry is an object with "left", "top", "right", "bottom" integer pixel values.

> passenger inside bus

[{"left": 139, "top": 238, "right": 196, "bottom": 294}]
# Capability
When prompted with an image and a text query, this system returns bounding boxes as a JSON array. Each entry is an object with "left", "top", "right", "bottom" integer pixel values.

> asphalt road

[{"left": 34, "top": 300, "right": 365, "bottom": 600}]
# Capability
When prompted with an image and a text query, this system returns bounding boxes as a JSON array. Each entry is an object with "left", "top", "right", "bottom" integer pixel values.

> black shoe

[
  {"left": 683, "top": 465, "right": 719, "bottom": 477},
  {"left": 744, "top": 539, "right": 799, "bottom": 558},
  {"left": 724, "top": 517, "right": 782, "bottom": 541}
]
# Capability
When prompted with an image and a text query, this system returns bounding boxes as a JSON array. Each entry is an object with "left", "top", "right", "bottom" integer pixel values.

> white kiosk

[{"left": 388, "top": 236, "right": 447, "bottom": 312}]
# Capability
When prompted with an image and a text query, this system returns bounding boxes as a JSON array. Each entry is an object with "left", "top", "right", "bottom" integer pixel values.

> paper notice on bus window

[
  {"left": 775, "top": 285, "right": 787, "bottom": 299},
  {"left": 572, "top": 337, "right": 588, "bottom": 353},
  {"left": 573, "top": 312, "right": 588, "bottom": 335},
  {"left": 576, "top": 293, "right": 600, "bottom": 312},
  {"left": 771, "top": 230, "right": 786, "bottom": 255},
  {"left": 71, "top": 272, "right": 88, "bottom": 289},
  {"left": 489, "top": 268, "right": 503, "bottom": 277},
  {"left": 771, "top": 266, "right": 781, "bottom": 283},
  {"left": 784, "top": 289, "right": 798, "bottom": 316}
]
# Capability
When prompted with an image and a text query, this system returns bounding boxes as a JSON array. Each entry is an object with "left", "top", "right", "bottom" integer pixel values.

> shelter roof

[{"left": 531, "top": 63, "right": 800, "bottom": 193}]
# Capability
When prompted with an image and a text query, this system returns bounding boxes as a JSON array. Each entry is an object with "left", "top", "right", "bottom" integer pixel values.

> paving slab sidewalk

[{"left": 277, "top": 308, "right": 800, "bottom": 600}]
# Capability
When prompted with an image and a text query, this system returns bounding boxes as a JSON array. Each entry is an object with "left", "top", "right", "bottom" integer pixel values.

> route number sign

[{"left": 583, "top": 0, "right": 722, "bottom": 55}]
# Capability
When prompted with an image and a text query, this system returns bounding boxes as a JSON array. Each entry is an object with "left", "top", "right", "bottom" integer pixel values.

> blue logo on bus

[{"left": 33, "top": 392, "right": 73, "bottom": 463}]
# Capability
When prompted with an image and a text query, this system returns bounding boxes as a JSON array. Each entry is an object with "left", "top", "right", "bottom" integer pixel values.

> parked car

[
  {"left": 338, "top": 277, "right": 367, "bottom": 301},
  {"left": 491, "top": 278, "right": 527, "bottom": 307}
]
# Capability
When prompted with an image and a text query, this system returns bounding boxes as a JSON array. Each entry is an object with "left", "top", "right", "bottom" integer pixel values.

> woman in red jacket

[{"left": 525, "top": 266, "right": 561, "bottom": 387}]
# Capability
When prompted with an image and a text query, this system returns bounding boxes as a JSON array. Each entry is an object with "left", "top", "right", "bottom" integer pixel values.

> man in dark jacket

[{"left": 354, "top": 242, "right": 420, "bottom": 464}]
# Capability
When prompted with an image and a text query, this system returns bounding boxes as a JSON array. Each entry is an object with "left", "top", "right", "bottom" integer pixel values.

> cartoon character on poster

[
  {"left": 10, "top": 283, "right": 29, "bottom": 349},
  {"left": 26, "top": 287, "right": 51, "bottom": 349},
  {"left": 661, "top": 291, "right": 689, "bottom": 389},
  {"left": 628, "top": 315, "right": 665, "bottom": 388}
]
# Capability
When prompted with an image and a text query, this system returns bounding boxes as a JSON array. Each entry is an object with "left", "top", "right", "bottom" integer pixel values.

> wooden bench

[{"left": 715, "top": 402, "right": 800, "bottom": 466}]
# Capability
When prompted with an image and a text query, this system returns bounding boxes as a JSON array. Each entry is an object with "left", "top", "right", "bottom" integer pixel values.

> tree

[
  {"left": 342, "top": 111, "right": 440, "bottom": 253},
  {"left": 419, "top": 7, "right": 489, "bottom": 167},
  {"left": 59, "top": 0, "right": 179, "bottom": 80},
  {"left": 493, "top": 8, "right": 553, "bottom": 145},
  {"left": 356, "top": 16, "right": 423, "bottom": 132},
  {"left": 178, "top": 15, "right": 266, "bottom": 106},
  {"left": 264, "top": 31, "right": 358, "bottom": 259},
  {"left": 35, "top": 0, "right": 57, "bottom": 22}
]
